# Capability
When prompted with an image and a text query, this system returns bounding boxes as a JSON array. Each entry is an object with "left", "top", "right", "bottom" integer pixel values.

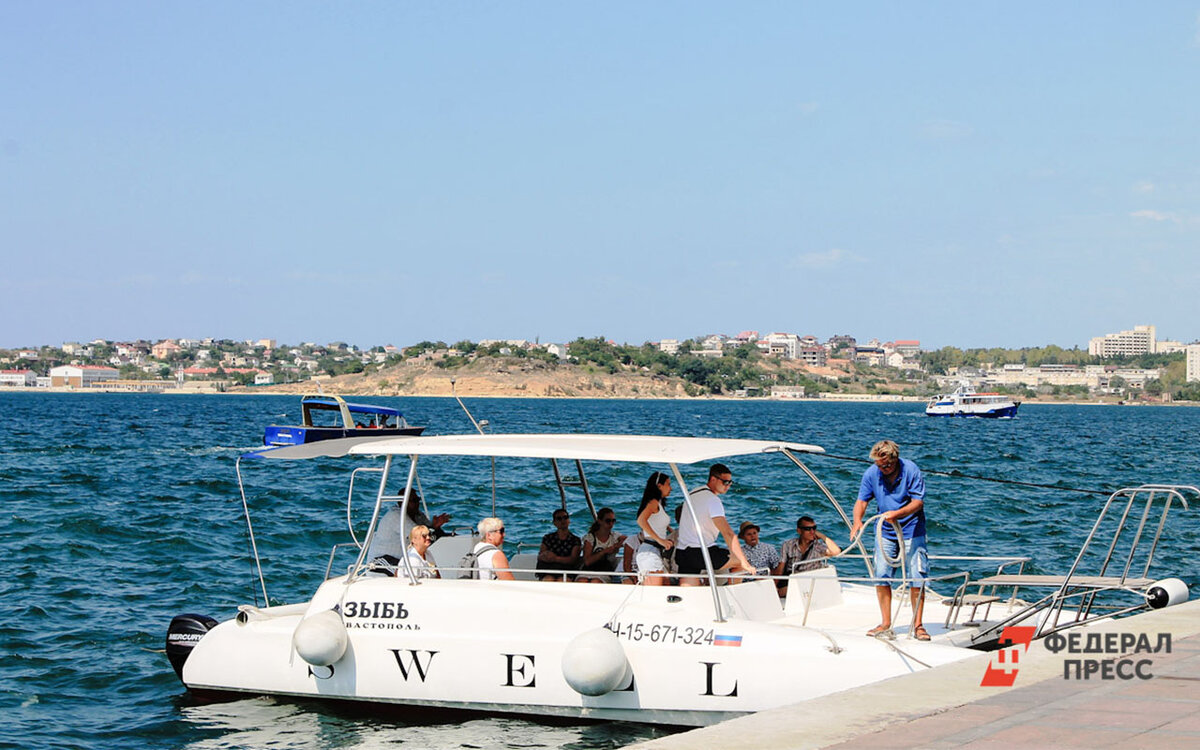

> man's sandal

[
  {"left": 866, "top": 624, "right": 894, "bottom": 639},
  {"left": 913, "top": 625, "right": 931, "bottom": 641}
]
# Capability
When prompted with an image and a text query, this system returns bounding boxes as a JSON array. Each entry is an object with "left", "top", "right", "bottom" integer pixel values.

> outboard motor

[{"left": 166, "top": 613, "right": 218, "bottom": 680}]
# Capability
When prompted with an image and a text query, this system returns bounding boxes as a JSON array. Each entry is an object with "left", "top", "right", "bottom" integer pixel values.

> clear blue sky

[{"left": 3, "top": 3, "right": 1198, "bottom": 350}]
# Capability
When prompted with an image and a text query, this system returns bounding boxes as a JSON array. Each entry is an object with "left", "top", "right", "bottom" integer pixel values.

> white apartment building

[
  {"left": 657, "top": 339, "right": 680, "bottom": 355},
  {"left": 1187, "top": 345, "right": 1200, "bottom": 383},
  {"left": 0, "top": 369, "right": 37, "bottom": 386},
  {"left": 762, "top": 332, "right": 800, "bottom": 359},
  {"left": 1088, "top": 325, "right": 1156, "bottom": 357}
]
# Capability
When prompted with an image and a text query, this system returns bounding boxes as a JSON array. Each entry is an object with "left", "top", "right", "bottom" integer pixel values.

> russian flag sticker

[{"left": 713, "top": 634, "right": 743, "bottom": 647}]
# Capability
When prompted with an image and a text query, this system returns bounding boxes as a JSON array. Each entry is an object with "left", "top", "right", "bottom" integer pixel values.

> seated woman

[
  {"left": 536, "top": 509, "right": 581, "bottom": 581},
  {"left": 474, "top": 517, "right": 515, "bottom": 581},
  {"left": 405, "top": 524, "right": 440, "bottom": 579},
  {"left": 634, "top": 471, "right": 674, "bottom": 586},
  {"left": 577, "top": 508, "right": 625, "bottom": 583}
]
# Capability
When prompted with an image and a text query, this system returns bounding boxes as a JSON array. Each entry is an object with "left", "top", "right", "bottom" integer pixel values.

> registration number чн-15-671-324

[{"left": 605, "top": 621, "right": 714, "bottom": 645}]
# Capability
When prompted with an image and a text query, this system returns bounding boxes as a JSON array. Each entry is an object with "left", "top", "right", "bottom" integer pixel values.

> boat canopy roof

[
  {"left": 301, "top": 396, "right": 403, "bottom": 417},
  {"left": 247, "top": 433, "right": 824, "bottom": 463}
]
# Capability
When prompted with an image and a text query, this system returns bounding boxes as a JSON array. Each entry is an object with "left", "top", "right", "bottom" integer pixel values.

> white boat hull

[{"left": 182, "top": 572, "right": 981, "bottom": 726}]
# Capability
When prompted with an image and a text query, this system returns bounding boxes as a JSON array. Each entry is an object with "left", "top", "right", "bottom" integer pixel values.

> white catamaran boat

[
  {"left": 926, "top": 384, "right": 1020, "bottom": 418},
  {"left": 166, "top": 433, "right": 1194, "bottom": 726}
]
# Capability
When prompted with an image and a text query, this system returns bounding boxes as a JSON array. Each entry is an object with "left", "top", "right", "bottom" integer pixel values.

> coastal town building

[
  {"left": 853, "top": 346, "right": 886, "bottom": 366},
  {"left": 1187, "top": 345, "right": 1200, "bottom": 383},
  {"left": 770, "top": 385, "right": 806, "bottom": 398},
  {"left": 983, "top": 363, "right": 1162, "bottom": 392},
  {"left": 16, "top": 349, "right": 39, "bottom": 360},
  {"left": 152, "top": 340, "right": 183, "bottom": 359},
  {"left": 1088, "top": 325, "right": 1156, "bottom": 357},
  {"left": 49, "top": 365, "right": 119, "bottom": 387},
  {"left": 657, "top": 339, "right": 680, "bottom": 355},
  {"left": 798, "top": 346, "right": 827, "bottom": 367},
  {"left": 761, "top": 332, "right": 800, "bottom": 359},
  {"left": 0, "top": 369, "right": 37, "bottom": 387},
  {"left": 826, "top": 335, "right": 857, "bottom": 353}
]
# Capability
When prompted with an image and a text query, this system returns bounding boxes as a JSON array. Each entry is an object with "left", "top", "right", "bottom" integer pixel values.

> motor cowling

[{"left": 166, "top": 613, "right": 218, "bottom": 680}]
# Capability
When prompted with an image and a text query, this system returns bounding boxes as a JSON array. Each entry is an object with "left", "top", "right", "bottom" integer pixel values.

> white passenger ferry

[
  {"left": 166, "top": 433, "right": 1192, "bottom": 726},
  {"left": 926, "top": 384, "right": 1020, "bottom": 418}
]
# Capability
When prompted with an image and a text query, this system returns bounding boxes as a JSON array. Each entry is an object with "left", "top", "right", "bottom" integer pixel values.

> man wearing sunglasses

[
  {"left": 779, "top": 515, "right": 842, "bottom": 579},
  {"left": 676, "top": 463, "right": 752, "bottom": 585}
]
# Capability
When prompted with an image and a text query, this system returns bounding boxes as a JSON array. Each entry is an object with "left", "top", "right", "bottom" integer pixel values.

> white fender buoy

[
  {"left": 292, "top": 609, "right": 348, "bottom": 667},
  {"left": 1146, "top": 578, "right": 1189, "bottom": 609},
  {"left": 561, "top": 627, "right": 630, "bottom": 696}
]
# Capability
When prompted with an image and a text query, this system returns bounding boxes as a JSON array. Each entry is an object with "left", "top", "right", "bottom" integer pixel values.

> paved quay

[{"left": 630, "top": 599, "right": 1200, "bottom": 749}]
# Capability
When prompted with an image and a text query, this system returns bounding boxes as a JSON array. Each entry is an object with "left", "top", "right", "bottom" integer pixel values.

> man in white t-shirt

[{"left": 675, "top": 463, "right": 752, "bottom": 585}]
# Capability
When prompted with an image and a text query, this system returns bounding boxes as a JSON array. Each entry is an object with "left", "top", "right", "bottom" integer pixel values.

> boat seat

[
  {"left": 429, "top": 533, "right": 480, "bottom": 575},
  {"left": 509, "top": 553, "right": 538, "bottom": 581}
]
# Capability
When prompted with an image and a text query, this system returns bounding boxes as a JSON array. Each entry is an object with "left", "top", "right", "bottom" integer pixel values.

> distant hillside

[{"left": 238, "top": 353, "right": 915, "bottom": 399}]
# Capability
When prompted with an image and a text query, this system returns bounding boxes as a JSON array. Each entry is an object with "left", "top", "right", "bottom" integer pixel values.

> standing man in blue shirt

[{"left": 850, "top": 440, "right": 930, "bottom": 641}]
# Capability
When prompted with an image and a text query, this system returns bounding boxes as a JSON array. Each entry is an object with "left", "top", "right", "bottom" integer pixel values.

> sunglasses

[
  {"left": 715, "top": 477, "right": 734, "bottom": 486},
  {"left": 800, "top": 526, "right": 817, "bottom": 531}
]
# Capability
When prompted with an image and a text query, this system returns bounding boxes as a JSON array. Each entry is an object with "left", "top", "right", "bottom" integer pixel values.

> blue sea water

[{"left": 1, "top": 393, "right": 1197, "bottom": 749}]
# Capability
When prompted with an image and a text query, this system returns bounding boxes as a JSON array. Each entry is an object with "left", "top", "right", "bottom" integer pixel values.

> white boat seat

[
  {"left": 508, "top": 553, "right": 538, "bottom": 581},
  {"left": 429, "top": 533, "right": 480, "bottom": 574}
]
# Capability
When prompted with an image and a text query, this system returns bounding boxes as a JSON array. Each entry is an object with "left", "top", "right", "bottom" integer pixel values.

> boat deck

[{"left": 630, "top": 598, "right": 1200, "bottom": 750}]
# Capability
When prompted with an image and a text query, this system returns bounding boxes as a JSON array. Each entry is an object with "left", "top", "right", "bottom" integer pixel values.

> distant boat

[
  {"left": 925, "top": 384, "right": 1019, "bottom": 418},
  {"left": 263, "top": 394, "right": 424, "bottom": 445}
]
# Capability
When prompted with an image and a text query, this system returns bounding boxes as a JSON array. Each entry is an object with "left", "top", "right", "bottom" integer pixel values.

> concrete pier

[{"left": 630, "top": 599, "right": 1200, "bottom": 749}]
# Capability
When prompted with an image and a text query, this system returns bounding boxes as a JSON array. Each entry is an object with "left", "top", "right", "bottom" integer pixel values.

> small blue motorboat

[{"left": 264, "top": 394, "right": 424, "bottom": 446}]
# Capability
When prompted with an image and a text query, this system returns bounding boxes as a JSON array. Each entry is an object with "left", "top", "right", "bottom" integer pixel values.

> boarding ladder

[{"left": 960, "top": 484, "right": 1198, "bottom": 647}]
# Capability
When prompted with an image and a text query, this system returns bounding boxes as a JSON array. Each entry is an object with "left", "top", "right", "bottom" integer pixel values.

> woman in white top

[
  {"left": 579, "top": 507, "right": 626, "bottom": 583},
  {"left": 474, "top": 517, "right": 514, "bottom": 581},
  {"left": 405, "top": 525, "right": 439, "bottom": 579},
  {"left": 634, "top": 471, "right": 674, "bottom": 586}
]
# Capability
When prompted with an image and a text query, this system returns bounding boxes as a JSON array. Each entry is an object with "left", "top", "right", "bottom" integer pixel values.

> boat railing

[
  {"left": 934, "top": 555, "right": 1031, "bottom": 628},
  {"left": 325, "top": 542, "right": 362, "bottom": 580},
  {"left": 963, "top": 484, "right": 1198, "bottom": 646}
]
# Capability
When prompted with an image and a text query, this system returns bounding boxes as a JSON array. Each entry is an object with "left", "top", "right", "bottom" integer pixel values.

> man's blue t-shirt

[{"left": 858, "top": 458, "right": 926, "bottom": 540}]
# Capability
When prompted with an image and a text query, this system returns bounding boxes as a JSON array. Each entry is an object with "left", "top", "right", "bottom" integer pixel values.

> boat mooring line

[{"left": 813, "top": 452, "right": 1112, "bottom": 496}]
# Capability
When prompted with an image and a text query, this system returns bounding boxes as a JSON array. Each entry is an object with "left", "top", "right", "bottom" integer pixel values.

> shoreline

[{"left": 2, "top": 386, "right": 1194, "bottom": 407}]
